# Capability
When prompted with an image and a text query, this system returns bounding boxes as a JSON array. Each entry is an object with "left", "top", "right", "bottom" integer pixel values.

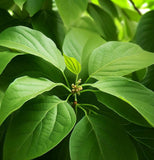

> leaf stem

[
  {"left": 75, "top": 104, "right": 78, "bottom": 114},
  {"left": 84, "top": 76, "right": 91, "bottom": 84},
  {"left": 75, "top": 74, "right": 79, "bottom": 83},
  {"left": 61, "top": 84, "right": 71, "bottom": 92},
  {"left": 129, "top": 0, "right": 141, "bottom": 15},
  {"left": 80, "top": 89, "right": 99, "bottom": 94},
  {"left": 74, "top": 93, "right": 77, "bottom": 102},
  {"left": 65, "top": 93, "right": 72, "bottom": 101},
  {"left": 80, "top": 104, "right": 99, "bottom": 110},
  {"left": 81, "top": 83, "right": 91, "bottom": 87},
  {"left": 77, "top": 105, "right": 87, "bottom": 116},
  {"left": 62, "top": 71, "right": 70, "bottom": 88}
]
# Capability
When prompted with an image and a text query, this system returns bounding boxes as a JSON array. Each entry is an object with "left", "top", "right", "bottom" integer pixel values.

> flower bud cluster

[{"left": 71, "top": 79, "right": 83, "bottom": 95}]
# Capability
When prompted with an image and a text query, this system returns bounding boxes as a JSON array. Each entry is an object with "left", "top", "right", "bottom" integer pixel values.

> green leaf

[
  {"left": 96, "top": 92, "right": 151, "bottom": 127},
  {"left": 64, "top": 55, "right": 81, "bottom": 75},
  {"left": 122, "top": 16, "right": 138, "bottom": 40},
  {"left": 25, "top": 0, "right": 44, "bottom": 16},
  {"left": 63, "top": 28, "right": 105, "bottom": 80},
  {"left": 0, "top": 26, "right": 65, "bottom": 71},
  {"left": 89, "top": 42, "right": 154, "bottom": 79},
  {"left": 111, "top": 0, "right": 130, "bottom": 9},
  {"left": 14, "top": 0, "right": 27, "bottom": 10},
  {"left": 70, "top": 114, "right": 138, "bottom": 160},
  {"left": 122, "top": 8, "right": 141, "bottom": 22},
  {"left": 4, "top": 95, "right": 76, "bottom": 160},
  {"left": 0, "top": 54, "right": 66, "bottom": 93},
  {"left": 134, "top": 10, "right": 154, "bottom": 52},
  {"left": 134, "top": 11, "right": 154, "bottom": 91},
  {"left": 32, "top": 10, "right": 65, "bottom": 49},
  {"left": 91, "top": 76, "right": 154, "bottom": 127},
  {"left": 55, "top": 0, "right": 88, "bottom": 26},
  {"left": 0, "top": 51, "right": 21, "bottom": 75},
  {"left": 0, "top": 76, "right": 64, "bottom": 126},
  {"left": 87, "top": 3, "right": 117, "bottom": 41},
  {"left": 98, "top": 0, "right": 118, "bottom": 18}
]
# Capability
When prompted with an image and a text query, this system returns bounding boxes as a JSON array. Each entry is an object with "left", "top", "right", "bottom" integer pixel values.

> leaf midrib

[
  {"left": 0, "top": 40, "right": 62, "bottom": 71},
  {"left": 86, "top": 116, "right": 105, "bottom": 159},
  {"left": 13, "top": 100, "right": 63, "bottom": 157},
  {"left": 90, "top": 49, "right": 142, "bottom": 77}
]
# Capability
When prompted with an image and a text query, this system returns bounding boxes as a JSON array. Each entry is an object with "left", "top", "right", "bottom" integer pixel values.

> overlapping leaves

[
  {"left": 0, "top": 26, "right": 65, "bottom": 74},
  {"left": 70, "top": 114, "right": 138, "bottom": 160},
  {"left": 0, "top": 76, "right": 68, "bottom": 126},
  {"left": 89, "top": 41, "right": 154, "bottom": 79}
]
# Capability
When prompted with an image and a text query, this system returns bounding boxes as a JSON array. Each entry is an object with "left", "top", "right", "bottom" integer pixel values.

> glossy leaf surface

[
  {"left": 63, "top": 28, "right": 105, "bottom": 80},
  {"left": 89, "top": 42, "right": 154, "bottom": 79},
  {"left": 92, "top": 76, "right": 154, "bottom": 127},
  {"left": 64, "top": 55, "right": 81, "bottom": 75},
  {"left": 55, "top": 0, "right": 88, "bottom": 26},
  {"left": 4, "top": 95, "right": 76, "bottom": 160},
  {"left": 88, "top": 3, "right": 117, "bottom": 40},
  {"left": 95, "top": 92, "right": 150, "bottom": 127},
  {"left": 70, "top": 114, "right": 138, "bottom": 160},
  {"left": 0, "top": 76, "right": 63, "bottom": 126},
  {"left": 0, "top": 26, "right": 65, "bottom": 71}
]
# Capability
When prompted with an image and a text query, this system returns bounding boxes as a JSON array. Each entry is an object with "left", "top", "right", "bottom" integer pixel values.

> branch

[{"left": 129, "top": 0, "right": 142, "bottom": 15}]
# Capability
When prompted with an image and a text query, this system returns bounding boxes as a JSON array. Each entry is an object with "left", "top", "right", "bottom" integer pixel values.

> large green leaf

[
  {"left": 134, "top": 11, "right": 154, "bottom": 91},
  {"left": 89, "top": 42, "right": 154, "bottom": 80},
  {"left": 0, "top": 54, "right": 66, "bottom": 94},
  {"left": 74, "top": 16, "right": 99, "bottom": 34},
  {"left": 91, "top": 76, "right": 154, "bottom": 127},
  {"left": 0, "top": 51, "right": 20, "bottom": 75},
  {"left": 70, "top": 114, "right": 138, "bottom": 160},
  {"left": 3, "top": 95, "right": 76, "bottom": 160},
  {"left": 0, "top": 26, "right": 65, "bottom": 71},
  {"left": 0, "top": 76, "right": 65, "bottom": 126},
  {"left": 87, "top": 3, "right": 117, "bottom": 41},
  {"left": 134, "top": 10, "right": 154, "bottom": 52},
  {"left": 55, "top": 0, "right": 88, "bottom": 27},
  {"left": 122, "top": 15, "right": 138, "bottom": 40},
  {"left": 63, "top": 28, "right": 105, "bottom": 80},
  {"left": 32, "top": 10, "right": 65, "bottom": 49},
  {"left": 95, "top": 92, "right": 150, "bottom": 127}
]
